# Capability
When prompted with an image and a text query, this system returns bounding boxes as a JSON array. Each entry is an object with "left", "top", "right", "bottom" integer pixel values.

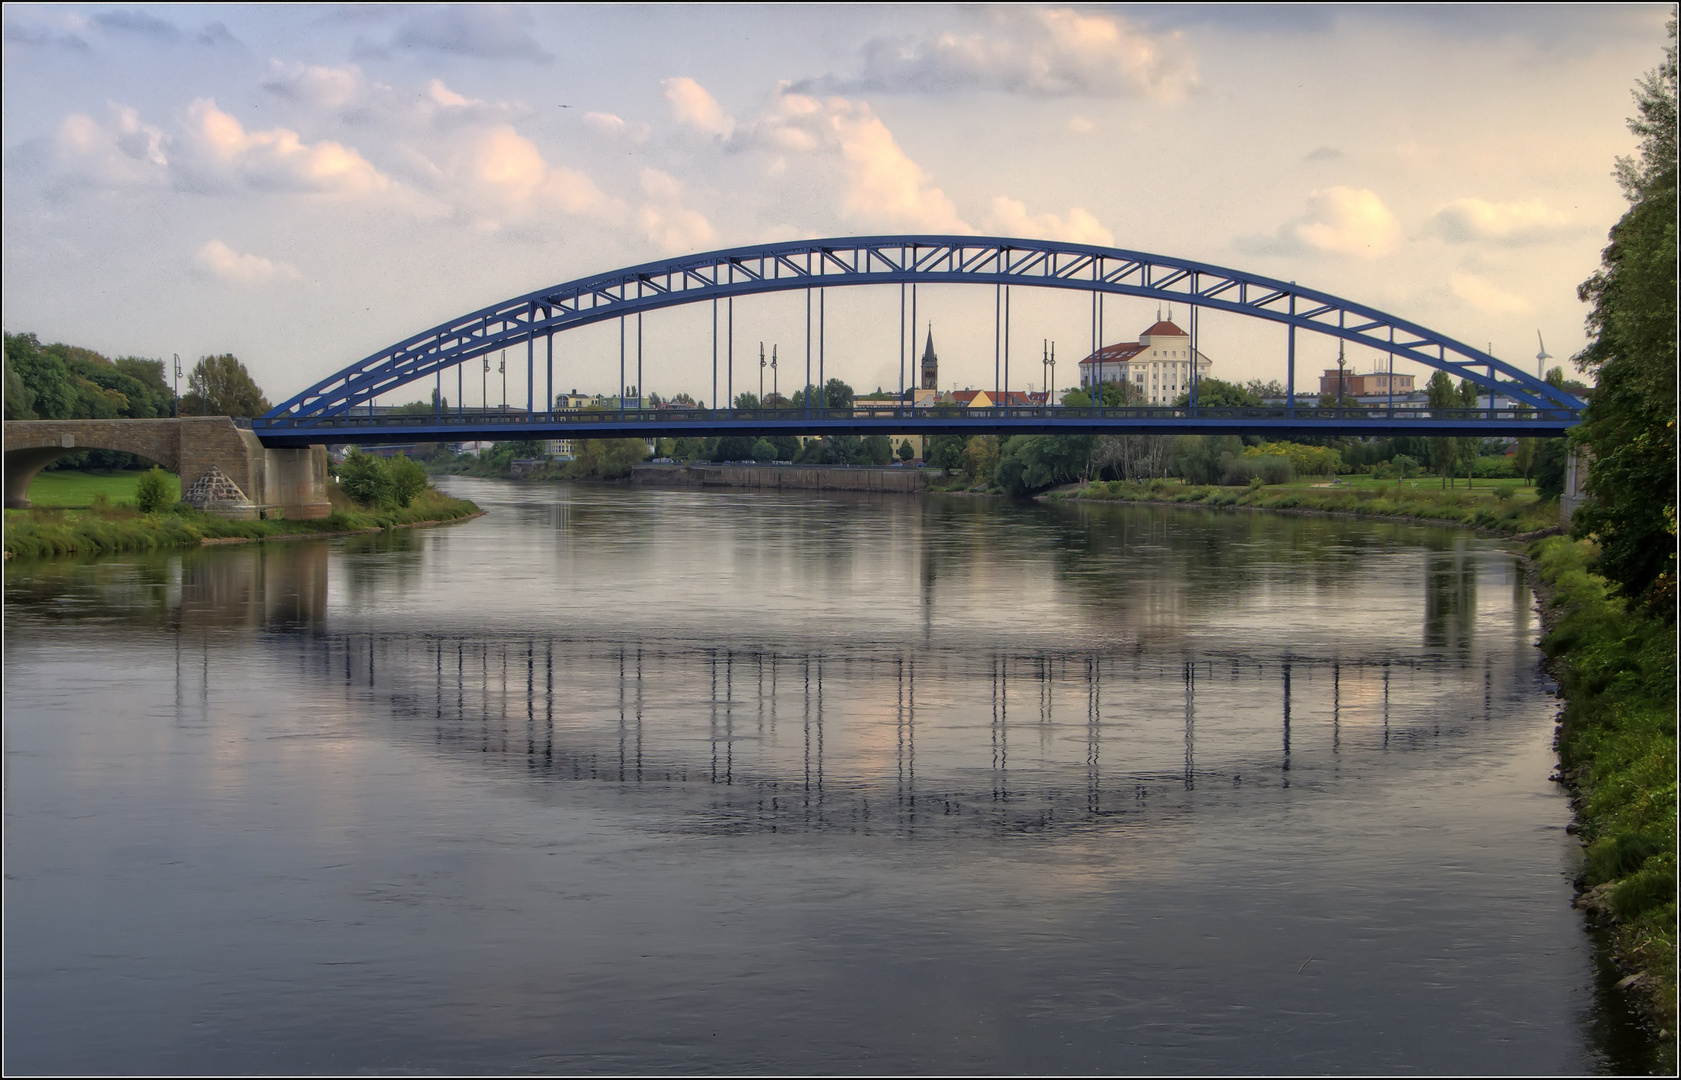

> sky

[{"left": 1, "top": 4, "right": 1670, "bottom": 409}]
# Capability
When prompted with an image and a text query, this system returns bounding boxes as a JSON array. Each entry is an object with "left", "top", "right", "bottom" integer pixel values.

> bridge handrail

[{"left": 252, "top": 404, "right": 1582, "bottom": 430}]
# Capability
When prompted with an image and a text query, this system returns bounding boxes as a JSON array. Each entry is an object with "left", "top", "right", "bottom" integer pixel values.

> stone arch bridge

[{"left": 2, "top": 416, "right": 328, "bottom": 519}]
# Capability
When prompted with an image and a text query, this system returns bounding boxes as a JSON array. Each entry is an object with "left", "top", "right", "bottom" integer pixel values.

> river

[{"left": 2, "top": 477, "right": 1659, "bottom": 1073}]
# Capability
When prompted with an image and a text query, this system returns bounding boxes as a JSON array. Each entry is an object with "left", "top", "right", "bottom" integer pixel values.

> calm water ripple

[{"left": 2, "top": 478, "right": 1659, "bottom": 1073}]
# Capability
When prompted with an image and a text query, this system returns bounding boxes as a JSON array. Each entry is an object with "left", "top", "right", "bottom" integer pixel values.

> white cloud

[
  {"left": 1247, "top": 187, "right": 1402, "bottom": 258},
  {"left": 984, "top": 196, "right": 1113, "bottom": 246},
  {"left": 745, "top": 93, "right": 972, "bottom": 233},
  {"left": 425, "top": 78, "right": 474, "bottom": 109},
  {"left": 583, "top": 111, "right": 650, "bottom": 142},
  {"left": 1426, "top": 197, "right": 1573, "bottom": 244},
  {"left": 636, "top": 169, "right": 715, "bottom": 253},
  {"left": 177, "top": 98, "right": 396, "bottom": 197},
  {"left": 53, "top": 103, "right": 169, "bottom": 188},
  {"left": 807, "top": 8, "right": 1196, "bottom": 99},
  {"left": 195, "top": 239, "right": 299, "bottom": 283},
  {"left": 1066, "top": 115, "right": 1096, "bottom": 134},
  {"left": 461, "top": 123, "right": 624, "bottom": 221},
  {"left": 662, "top": 76, "right": 734, "bottom": 137},
  {"left": 1450, "top": 270, "right": 1532, "bottom": 315},
  {"left": 261, "top": 61, "right": 368, "bottom": 110}
]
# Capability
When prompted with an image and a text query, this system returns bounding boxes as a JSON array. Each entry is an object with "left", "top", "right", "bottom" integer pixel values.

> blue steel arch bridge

[{"left": 254, "top": 235, "right": 1582, "bottom": 448}]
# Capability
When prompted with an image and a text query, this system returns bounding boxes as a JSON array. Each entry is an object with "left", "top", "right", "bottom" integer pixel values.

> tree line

[{"left": 3, "top": 333, "right": 272, "bottom": 471}]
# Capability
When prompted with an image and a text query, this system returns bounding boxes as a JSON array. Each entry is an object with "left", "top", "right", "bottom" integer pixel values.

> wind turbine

[{"left": 1536, "top": 330, "right": 1552, "bottom": 379}]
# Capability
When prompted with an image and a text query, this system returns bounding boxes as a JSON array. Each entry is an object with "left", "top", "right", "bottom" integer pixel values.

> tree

[
  {"left": 3, "top": 341, "right": 36, "bottom": 419},
  {"left": 751, "top": 438, "right": 777, "bottom": 462},
  {"left": 961, "top": 435, "right": 999, "bottom": 484},
  {"left": 897, "top": 439, "right": 915, "bottom": 462},
  {"left": 732, "top": 391, "right": 760, "bottom": 410},
  {"left": 927, "top": 434, "right": 966, "bottom": 472},
  {"left": 386, "top": 455, "right": 428, "bottom": 508},
  {"left": 568, "top": 438, "right": 649, "bottom": 479},
  {"left": 1172, "top": 377, "right": 1262, "bottom": 409},
  {"left": 823, "top": 378, "right": 855, "bottom": 410},
  {"left": 713, "top": 435, "right": 758, "bottom": 461},
  {"left": 1570, "top": 13, "right": 1678, "bottom": 614},
  {"left": 338, "top": 449, "right": 394, "bottom": 508},
  {"left": 1064, "top": 380, "right": 1135, "bottom": 408},
  {"left": 1425, "top": 371, "right": 1460, "bottom": 487},
  {"left": 859, "top": 434, "right": 894, "bottom": 466},
  {"left": 1456, "top": 378, "right": 1483, "bottom": 488},
  {"left": 1512, "top": 437, "right": 1537, "bottom": 482},
  {"left": 181, "top": 354, "right": 270, "bottom": 417},
  {"left": 996, "top": 434, "right": 1096, "bottom": 494}
]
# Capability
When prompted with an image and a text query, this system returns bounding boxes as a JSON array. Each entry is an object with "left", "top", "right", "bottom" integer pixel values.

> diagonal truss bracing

[{"left": 267, "top": 235, "right": 1581, "bottom": 419}]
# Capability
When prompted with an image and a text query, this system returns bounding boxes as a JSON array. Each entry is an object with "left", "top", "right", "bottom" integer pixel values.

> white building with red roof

[{"left": 1078, "top": 312, "right": 1212, "bottom": 404}]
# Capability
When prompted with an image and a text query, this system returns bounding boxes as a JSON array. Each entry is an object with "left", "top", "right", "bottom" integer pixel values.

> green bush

[
  {"left": 386, "top": 454, "right": 428, "bottom": 508},
  {"left": 338, "top": 449, "right": 394, "bottom": 508},
  {"left": 134, "top": 467, "right": 174, "bottom": 513}
]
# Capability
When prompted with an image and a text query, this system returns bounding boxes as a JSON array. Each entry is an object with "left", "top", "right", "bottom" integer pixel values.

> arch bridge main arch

[{"left": 268, "top": 235, "right": 1579, "bottom": 424}]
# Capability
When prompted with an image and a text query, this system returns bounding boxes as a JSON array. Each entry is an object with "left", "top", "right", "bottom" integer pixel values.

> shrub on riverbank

[
  {"left": 2, "top": 486, "right": 478, "bottom": 560},
  {"left": 1532, "top": 535, "right": 1676, "bottom": 1025},
  {"left": 1046, "top": 479, "right": 1559, "bottom": 534}
]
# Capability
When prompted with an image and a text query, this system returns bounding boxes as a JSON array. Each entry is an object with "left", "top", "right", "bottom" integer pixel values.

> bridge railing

[{"left": 253, "top": 405, "right": 1582, "bottom": 431}]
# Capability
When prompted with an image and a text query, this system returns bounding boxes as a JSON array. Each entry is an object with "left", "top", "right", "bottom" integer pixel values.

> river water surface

[{"left": 2, "top": 478, "right": 1656, "bottom": 1073}]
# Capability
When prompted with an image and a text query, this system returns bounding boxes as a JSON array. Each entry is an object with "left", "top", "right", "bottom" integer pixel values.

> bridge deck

[{"left": 251, "top": 406, "right": 1579, "bottom": 447}]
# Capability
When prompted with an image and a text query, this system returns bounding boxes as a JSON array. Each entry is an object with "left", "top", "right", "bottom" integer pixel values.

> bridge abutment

[{"left": 3, "top": 418, "right": 330, "bottom": 520}]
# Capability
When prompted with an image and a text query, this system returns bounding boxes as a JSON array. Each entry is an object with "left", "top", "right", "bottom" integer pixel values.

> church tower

[{"left": 920, "top": 328, "right": 938, "bottom": 391}]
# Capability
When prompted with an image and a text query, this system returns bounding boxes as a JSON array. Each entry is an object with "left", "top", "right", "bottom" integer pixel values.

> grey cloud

[
  {"left": 796, "top": 8, "right": 1195, "bottom": 99},
  {"left": 2, "top": 20, "right": 91, "bottom": 50},
  {"left": 387, "top": 4, "right": 553, "bottom": 63},
  {"left": 197, "top": 22, "right": 240, "bottom": 47},
  {"left": 1302, "top": 146, "right": 1343, "bottom": 162},
  {"left": 94, "top": 10, "right": 180, "bottom": 39}
]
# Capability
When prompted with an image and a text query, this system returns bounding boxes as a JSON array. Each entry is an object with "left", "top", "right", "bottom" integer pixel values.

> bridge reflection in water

[
  {"left": 1, "top": 524, "right": 1521, "bottom": 839},
  {"left": 260, "top": 627, "right": 1504, "bottom": 838}
]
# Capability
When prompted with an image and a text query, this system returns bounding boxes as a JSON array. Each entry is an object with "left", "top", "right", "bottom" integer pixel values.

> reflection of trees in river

[
  {"left": 3, "top": 542, "right": 329, "bottom": 632},
  {"left": 1424, "top": 540, "right": 1478, "bottom": 652},
  {"left": 266, "top": 630, "right": 1518, "bottom": 838}
]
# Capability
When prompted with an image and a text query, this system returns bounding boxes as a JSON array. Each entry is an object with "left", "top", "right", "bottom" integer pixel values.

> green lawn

[
  {"left": 1278, "top": 474, "right": 1540, "bottom": 500},
  {"left": 24, "top": 469, "right": 179, "bottom": 508}
]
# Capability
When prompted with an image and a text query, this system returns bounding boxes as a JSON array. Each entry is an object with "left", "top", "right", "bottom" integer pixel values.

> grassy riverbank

[
  {"left": 1045, "top": 477, "right": 1560, "bottom": 535},
  {"left": 1531, "top": 536, "right": 1677, "bottom": 1032},
  {"left": 3, "top": 486, "right": 480, "bottom": 561}
]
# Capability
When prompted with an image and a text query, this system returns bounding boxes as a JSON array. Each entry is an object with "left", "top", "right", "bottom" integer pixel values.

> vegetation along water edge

[{"left": 3, "top": 455, "right": 479, "bottom": 561}]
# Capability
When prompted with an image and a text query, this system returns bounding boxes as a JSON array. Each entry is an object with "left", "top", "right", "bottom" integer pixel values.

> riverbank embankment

[
  {"left": 1530, "top": 536, "right": 1676, "bottom": 1036},
  {"left": 1044, "top": 478, "right": 1561, "bottom": 536},
  {"left": 2, "top": 487, "right": 480, "bottom": 561},
  {"left": 631, "top": 462, "right": 936, "bottom": 493}
]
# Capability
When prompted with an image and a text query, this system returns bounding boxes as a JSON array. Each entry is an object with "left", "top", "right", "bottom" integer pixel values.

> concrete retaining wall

[{"left": 632, "top": 463, "right": 936, "bottom": 493}]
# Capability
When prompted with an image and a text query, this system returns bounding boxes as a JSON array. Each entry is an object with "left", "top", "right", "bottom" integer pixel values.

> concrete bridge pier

[{"left": 3, "top": 417, "right": 331, "bottom": 520}]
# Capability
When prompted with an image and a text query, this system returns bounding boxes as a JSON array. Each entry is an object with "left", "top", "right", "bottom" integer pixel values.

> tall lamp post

[{"left": 172, "top": 353, "right": 182, "bottom": 417}]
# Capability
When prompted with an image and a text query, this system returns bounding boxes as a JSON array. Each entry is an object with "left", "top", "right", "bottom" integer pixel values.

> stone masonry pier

[{"left": 3, "top": 417, "right": 330, "bottom": 519}]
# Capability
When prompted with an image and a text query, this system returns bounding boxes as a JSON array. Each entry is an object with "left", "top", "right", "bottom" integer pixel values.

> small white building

[{"left": 1078, "top": 316, "right": 1212, "bottom": 405}]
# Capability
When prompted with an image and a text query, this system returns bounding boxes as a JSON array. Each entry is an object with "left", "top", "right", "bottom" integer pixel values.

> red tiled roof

[
  {"left": 1077, "top": 342, "right": 1145, "bottom": 365},
  {"left": 1140, "top": 320, "right": 1187, "bottom": 338}
]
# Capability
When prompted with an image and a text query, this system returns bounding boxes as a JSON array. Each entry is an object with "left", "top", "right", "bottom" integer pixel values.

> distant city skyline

[{"left": 1, "top": 4, "right": 1668, "bottom": 407}]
